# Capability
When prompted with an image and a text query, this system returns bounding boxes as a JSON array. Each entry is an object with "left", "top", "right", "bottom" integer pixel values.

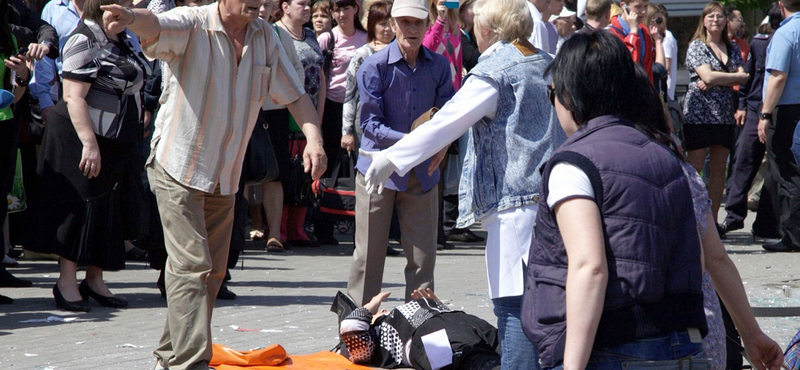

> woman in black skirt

[
  {"left": 682, "top": 1, "right": 749, "bottom": 232},
  {"left": 26, "top": 0, "right": 147, "bottom": 312}
]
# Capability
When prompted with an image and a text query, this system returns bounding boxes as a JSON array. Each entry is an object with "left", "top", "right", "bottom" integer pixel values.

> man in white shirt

[{"left": 527, "top": 0, "right": 554, "bottom": 53}]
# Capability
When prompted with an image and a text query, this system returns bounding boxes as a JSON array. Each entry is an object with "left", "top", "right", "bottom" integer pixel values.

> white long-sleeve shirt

[{"left": 383, "top": 42, "right": 504, "bottom": 175}]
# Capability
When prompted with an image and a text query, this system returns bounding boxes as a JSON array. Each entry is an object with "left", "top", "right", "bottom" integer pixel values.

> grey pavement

[{"left": 2, "top": 207, "right": 800, "bottom": 370}]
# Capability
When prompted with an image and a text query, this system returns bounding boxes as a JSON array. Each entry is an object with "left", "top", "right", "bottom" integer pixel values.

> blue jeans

[
  {"left": 546, "top": 331, "right": 707, "bottom": 370},
  {"left": 493, "top": 295, "right": 540, "bottom": 370}
]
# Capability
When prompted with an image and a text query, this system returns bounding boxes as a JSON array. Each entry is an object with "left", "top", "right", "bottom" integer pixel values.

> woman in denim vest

[{"left": 359, "top": 0, "right": 564, "bottom": 368}]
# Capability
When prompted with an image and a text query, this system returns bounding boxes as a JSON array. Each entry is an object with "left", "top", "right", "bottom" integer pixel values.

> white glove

[{"left": 360, "top": 149, "right": 398, "bottom": 194}]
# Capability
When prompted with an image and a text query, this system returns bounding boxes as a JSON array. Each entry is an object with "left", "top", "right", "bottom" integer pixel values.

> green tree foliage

[{"left": 723, "top": 0, "right": 772, "bottom": 11}]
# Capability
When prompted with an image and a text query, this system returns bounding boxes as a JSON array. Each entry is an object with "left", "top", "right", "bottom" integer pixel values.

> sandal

[{"left": 266, "top": 238, "right": 284, "bottom": 253}]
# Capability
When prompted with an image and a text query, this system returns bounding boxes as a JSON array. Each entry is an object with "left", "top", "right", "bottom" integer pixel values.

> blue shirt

[
  {"left": 764, "top": 12, "right": 800, "bottom": 105},
  {"left": 30, "top": 0, "right": 142, "bottom": 109},
  {"left": 355, "top": 41, "right": 455, "bottom": 192},
  {"left": 29, "top": 0, "right": 80, "bottom": 109}
]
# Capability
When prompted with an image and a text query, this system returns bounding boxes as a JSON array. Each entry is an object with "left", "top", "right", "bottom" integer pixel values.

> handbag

[
  {"left": 312, "top": 149, "right": 356, "bottom": 217},
  {"left": 284, "top": 135, "right": 314, "bottom": 206},
  {"left": 243, "top": 118, "right": 279, "bottom": 185}
]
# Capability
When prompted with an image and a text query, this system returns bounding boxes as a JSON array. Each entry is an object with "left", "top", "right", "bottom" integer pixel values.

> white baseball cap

[
  {"left": 549, "top": 6, "right": 577, "bottom": 22},
  {"left": 391, "top": 0, "right": 429, "bottom": 20}
]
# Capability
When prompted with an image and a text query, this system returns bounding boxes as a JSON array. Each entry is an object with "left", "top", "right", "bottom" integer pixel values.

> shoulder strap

[{"left": 327, "top": 30, "right": 335, "bottom": 51}]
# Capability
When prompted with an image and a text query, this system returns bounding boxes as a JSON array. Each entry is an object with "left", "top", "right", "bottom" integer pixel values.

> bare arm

[
  {"left": 4, "top": 56, "right": 30, "bottom": 103},
  {"left": 101, "top": 5, "right": 162, "bottom": 41},
  {"left": 695, "top": 64, "right": 748, "bottom": 88},
  {"left": 701, "top": 213, "right": 784, "bottom": 370},
  {"left": 287, "top": 94, "right": 327, "bottom": 180},
  {"left": 758, "top": 70, "right": 788, "bottom": 143},
  {"left": 557, "top": 198, "right": 608, "bottom": 370},
  {"left": 63, "top": 79, "right": 103, "bottom": 179}
]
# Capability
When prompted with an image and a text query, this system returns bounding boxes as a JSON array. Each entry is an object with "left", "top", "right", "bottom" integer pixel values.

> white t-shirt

[
  {"left": 546, "top": 162, "right": 595, "bottom": 208},
  {"left": 663, "top": 30, "right": 678, "bottom": 101}
]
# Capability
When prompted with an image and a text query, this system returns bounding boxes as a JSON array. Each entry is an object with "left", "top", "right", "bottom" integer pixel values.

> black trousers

[
  {"left": 314, "top": 99, "right": 344, "bottom": 241},
  {"left": 409, "top": 311, "right": 500, "bottom": 370},
  {"left": 0, "top": 118, "right": 19, "bottom": 253},
  {"left": 765, "top": 104, "right": 800, "bottom": 247},
  {"left": 724, "top": 104, "right": 767, "bottom": 224}
]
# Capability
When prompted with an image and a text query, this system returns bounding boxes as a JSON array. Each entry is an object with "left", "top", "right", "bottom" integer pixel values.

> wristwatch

[
  {"left": 760, "top": 112, "right": 773, "bottom": 121},
  {"left": 14, "top": 70, "right": 31, "bottom": 87}
]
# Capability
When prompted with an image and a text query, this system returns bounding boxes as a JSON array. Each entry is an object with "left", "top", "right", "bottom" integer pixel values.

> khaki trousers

[
  {"left": 347, "top": 171, "right": 438, "bottom": 306},
  {"left": 147, "top": 162, "right": 235, "bottom": 370}
]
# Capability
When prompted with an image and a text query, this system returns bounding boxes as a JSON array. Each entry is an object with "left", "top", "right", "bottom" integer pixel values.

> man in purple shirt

[{"left": 347, "top": 0, "right": 455, "bottom": 306}]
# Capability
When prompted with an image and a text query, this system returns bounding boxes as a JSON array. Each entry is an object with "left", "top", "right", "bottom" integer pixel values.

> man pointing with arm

[{"left": 102, "top": 2, "right": 325, "bottom": 369}]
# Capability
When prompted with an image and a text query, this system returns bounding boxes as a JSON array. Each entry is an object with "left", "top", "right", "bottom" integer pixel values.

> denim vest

[
  {"left": 521, "top": 116, "right": 707, "bottom": 368},
  {"left": 456, "top": 41, "right": 565, "bottom": 228}
]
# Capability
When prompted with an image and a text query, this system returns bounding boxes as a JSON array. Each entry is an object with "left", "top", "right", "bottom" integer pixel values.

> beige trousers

[
  {"left": 148, "top": 162, "right": 235, "bottom": 370},
  {"left": 347, "top": 171, "right": 438, "bottom": 306}
]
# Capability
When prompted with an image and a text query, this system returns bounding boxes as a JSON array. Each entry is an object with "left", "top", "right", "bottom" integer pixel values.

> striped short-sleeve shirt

[{"left": 142, "top": 3, "right": 305, "bottom": 195}]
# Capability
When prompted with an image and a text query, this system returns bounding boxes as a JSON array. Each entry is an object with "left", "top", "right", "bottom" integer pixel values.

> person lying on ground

[{"left": 340, "top": 288, "right": 501, "bottom": 370}]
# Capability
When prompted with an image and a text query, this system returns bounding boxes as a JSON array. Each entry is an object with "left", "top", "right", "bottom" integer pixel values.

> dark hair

[
  {"left": 0, "top": 0, "right": 14, "bottom": 57},
  {"left": 546, "top": 31, "right": 681, "bottom": 158},
  {"left": 83, "top": 0, "right": 120, "bottom": 26},
  {"left": 330, "top": 0, "right": 366, "bottom": 32},
  {"left": 723, "top": 4, "right": 737, "bottom": 18},
  {"left": 366, "top": 1, "right": 392, "bottom": 42},
  {"left": 765, "top": 1, "right": 785, "bottom": 32}
]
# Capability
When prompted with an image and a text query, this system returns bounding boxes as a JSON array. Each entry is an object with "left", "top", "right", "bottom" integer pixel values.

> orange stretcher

[{"left": 210, "top": 343, "right": 376, "bottom": 370}]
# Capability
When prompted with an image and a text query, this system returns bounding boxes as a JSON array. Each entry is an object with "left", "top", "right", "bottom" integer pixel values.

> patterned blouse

[
  {"left": 57, "top": 20, "right": 146, "bottom": 141},
  {"left": 288, "top": 27, "right": 324, "bottom": 108},
  {"left": 341, "top": 44, "right": 375, "bottom": 136},
  {"left": 683, "top": 39, "right": 743, "bottom": 126}
]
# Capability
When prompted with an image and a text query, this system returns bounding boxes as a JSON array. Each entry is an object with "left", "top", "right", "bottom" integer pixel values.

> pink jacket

[{"left": 423, "top": 17, "right": 463, "bottom": 91}]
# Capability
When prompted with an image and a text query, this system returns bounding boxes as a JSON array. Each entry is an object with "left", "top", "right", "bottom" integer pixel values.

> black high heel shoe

[
  {"left": 53, "top": 284, "right": 90, "bottom": 312},
  {"left": 79, "top": 280, "right": 129, "bottom": 308}
]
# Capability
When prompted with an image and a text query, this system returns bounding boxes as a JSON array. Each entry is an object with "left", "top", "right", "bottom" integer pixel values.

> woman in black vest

[{"left": 522, "top": 31, "right": 783, "bottom": 370}]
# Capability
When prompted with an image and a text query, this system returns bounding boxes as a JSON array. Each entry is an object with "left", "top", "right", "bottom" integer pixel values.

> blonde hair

[
  {"left": 472, "top": 0, "right": 532, "bottom": 42},
  {"left": 609, "top": 3, "right": 622, "bottom": 18},
  {"left": 428, "top": 0, "right": 460, "bottom": 34}
]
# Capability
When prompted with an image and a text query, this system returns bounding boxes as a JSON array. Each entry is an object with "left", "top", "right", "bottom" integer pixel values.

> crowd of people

[{"left": 1, "top": 0, "right": 800, "bottom": 368}]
